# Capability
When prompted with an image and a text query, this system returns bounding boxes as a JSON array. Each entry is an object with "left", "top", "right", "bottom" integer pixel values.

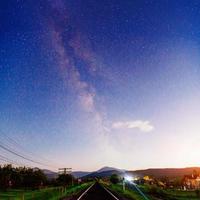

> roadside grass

[
  {"left": 139, "top": 185, "right": 200, "bottom": 200},
  {"left": 165, "top": 190, "right": 199, "bottom": 200},
  {"left": 101, "top": 182, "right": 200, "bottom": 200},
  {"left": 101, "top": 182, "right": 146, "bottom": 200},
  {"left": 0, "top": 182, "right": 93, "bottom": 200}
]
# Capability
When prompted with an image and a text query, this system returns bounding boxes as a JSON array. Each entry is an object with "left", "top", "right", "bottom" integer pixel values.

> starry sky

[{"left": 0, "top": 0, "right": 200, "bottom": 171}]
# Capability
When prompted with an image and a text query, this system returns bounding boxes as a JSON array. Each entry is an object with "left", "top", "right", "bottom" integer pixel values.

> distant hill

[
  {"left": 81, "top": 167, "right": 200, "bottom": 179},
  {"left": 42, "top": 167, "right": 200, "bottom": 180},
  {"left": 129, "top": 167, "right": 200, "bottom": 178},
  {"left": 96, "top": 166, "right": 120, "bottom": 173},
  {"left": 42, "top": 169, "right": 57, "bottom": 179},
  {"left": 82, "top": 166, "right": 124, "bottom": 179},
  {"left": 42, "top": 170, "right": 90, "bottom": 179},
  {"left": 72, "top": 171, "right": 90, "bottom": 178},
  {"left": 83, "top": 170, "right": 120, "bottom": 179},
  {"left": 42, "top": 166, "right": 123, "bottom": 179}
]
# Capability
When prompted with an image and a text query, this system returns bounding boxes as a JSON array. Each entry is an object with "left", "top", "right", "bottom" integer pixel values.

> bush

[
  {"left": 56, "top": 174, "right": 75, "bottom": 186},
  {"left": 110, "top": 174, "right": 120, "bottom": 184},
  {"left": 195, "top": 189, "right": 200, "bottom": 197},
  {"left": 0, "top": 165, "right": 47, "bottom": 189}
]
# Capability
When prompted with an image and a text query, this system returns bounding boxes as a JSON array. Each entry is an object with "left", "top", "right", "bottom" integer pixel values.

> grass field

[
  {"left": 101, "top": 182, "right": 146, "bottom": 200},
  {"left": 139, "top": 185, "right": 200, "bottom": 200},
  {"left": 102, "top": 181, "right": 200, "bottom": 200},
  {"left": 0, "top": 182, "right": 93, "bottom": 200}
]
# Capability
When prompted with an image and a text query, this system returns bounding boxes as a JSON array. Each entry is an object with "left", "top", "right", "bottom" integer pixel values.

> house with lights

[{"left": 183, "top": 174, "right": 200, "bottom": 189}]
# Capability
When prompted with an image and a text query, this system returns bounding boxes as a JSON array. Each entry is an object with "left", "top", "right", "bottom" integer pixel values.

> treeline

[
  {"left": 0, "top": 165, "right": 76, "bottom": 190},
  {"left": 0, "top": 165, "right": 47, "bottom": 189}
]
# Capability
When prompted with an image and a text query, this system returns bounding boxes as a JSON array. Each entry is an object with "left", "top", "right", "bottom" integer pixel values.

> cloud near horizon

[{"left": 112, "top": 120, "right": 154, "bottom": 132}]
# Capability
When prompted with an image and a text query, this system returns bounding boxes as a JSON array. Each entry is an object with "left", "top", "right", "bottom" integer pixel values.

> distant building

[
  {"left": 143, "top": 176, "right": 152, "bottom": 181},
  {"left": 183, "top": 174, "right": 200, "bottom": 189},
  {"left": 142, "top": 176, "right": 155, "bottom": 185}
]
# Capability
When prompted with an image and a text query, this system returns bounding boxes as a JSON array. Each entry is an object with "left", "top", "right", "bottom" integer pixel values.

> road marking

[
  {"left": 102, "top": 186, "right": 120, "bottom": 200},
  {"left": 77, "top": 183, "right": 95, "bottom": 200}
]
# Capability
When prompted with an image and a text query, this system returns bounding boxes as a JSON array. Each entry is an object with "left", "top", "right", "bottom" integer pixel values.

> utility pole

[
  {"left": 122, "top": 178, "right": 125, "bottom": 191},
  {"left": 58, "top": 168, "right": 72, "bottom": 175},
  {"left": 58, "top": 168, "right": 73, "bottom": 186}
]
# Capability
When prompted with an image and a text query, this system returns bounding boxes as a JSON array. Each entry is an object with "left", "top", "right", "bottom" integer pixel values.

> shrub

[{"left": 110, "top": 174, "right": 120, "bottom": 184}]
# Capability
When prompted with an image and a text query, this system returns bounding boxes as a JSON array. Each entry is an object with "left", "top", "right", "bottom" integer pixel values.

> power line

[
  {"left": 0, "top": 130, "right": 59, "bottom": 169},
  {"left": 0, "top": 131, "right": 57, "bottom": 166},
  {"left": 0, "top": 141, "right": 57, "bottom": 169},
  {"left": 3, "top": 134, "right": 58, "bottom": 168},
  {"left": 0, "top": 154, "right": 30, "bottom": 167},
  {"left": 0, "top": 142, "right": 46, "bottom": 165}
]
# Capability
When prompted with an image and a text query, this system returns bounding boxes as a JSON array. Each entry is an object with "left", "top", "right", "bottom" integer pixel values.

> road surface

[{"left": 75, "top": 182, "right": 121, "bottom": 200}]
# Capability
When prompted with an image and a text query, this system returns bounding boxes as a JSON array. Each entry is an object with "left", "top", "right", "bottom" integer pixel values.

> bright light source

[{"left": 124, "top": 175, "right": 133, "bottom": 182}]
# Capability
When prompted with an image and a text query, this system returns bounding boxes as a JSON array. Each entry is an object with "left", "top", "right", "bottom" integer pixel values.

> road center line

[
  {"left": 77, "top": 183, "right": 95, "bottom": 200},
  {"left": 102, "top": 186, "right": 120, "bottom": 200}
]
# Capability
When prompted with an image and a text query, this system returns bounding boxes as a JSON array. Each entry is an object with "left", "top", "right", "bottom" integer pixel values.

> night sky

[{"left": 1, "top": 0, "right": 200, "bottom": 171}]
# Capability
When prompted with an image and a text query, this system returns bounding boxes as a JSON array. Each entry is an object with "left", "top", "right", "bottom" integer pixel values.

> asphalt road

[{"left": 76, "top": 182, "right": 120, "bottom": 200}]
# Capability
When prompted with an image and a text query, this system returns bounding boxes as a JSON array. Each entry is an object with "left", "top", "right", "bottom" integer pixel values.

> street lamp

[
  {"left": 124, "top": 175, "right": 133, "bottom": 182},
  {"left": 123, "top": 175, "right": 149, "bottom": 200}
]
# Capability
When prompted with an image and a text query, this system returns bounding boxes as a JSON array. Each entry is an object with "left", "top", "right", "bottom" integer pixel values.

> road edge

[{"left": 77, "top": 183, "right": 95, "bottom": 200}]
